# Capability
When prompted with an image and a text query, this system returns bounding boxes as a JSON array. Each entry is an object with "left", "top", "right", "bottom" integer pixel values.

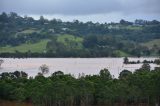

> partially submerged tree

[
  {"left": 0, "top": 59, "right": 4, "bottom": 68},
  {"left": 123, "top": 57, "right": 129, "bottom": 64},
  {"left": 135, "top": 63, "right": 151, "bottom": 72},
  {"left": 154, "top": 58, "right": 160, "bottom": 65},
  {"left": 141, "top": 63, "right": 151, "bottom": 71},
  {"left": 39, "top": 64, "right": 49, "bottom": 75}
]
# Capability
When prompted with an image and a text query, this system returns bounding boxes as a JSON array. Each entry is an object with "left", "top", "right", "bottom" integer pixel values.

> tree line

[
  {"left": 0, "top": 63, "right": 160, "bottom": 106},
  {"left": 123, "top": 57, "right": 160, "bottom": 65}
]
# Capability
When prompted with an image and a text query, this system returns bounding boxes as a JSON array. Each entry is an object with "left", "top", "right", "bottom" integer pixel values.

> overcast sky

[{"left": 0, "top": 0, "right": 160, "bottom": 23}]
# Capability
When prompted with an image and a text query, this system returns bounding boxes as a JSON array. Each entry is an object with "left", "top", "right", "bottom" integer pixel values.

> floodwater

[{"left": 0, "top": 57, "right": 159, "bottom": 78}]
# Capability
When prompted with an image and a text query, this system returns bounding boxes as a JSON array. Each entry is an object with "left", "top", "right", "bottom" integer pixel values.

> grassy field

[
  {"left": 0, "top": 40, "right": 49, "bottom": 53},
  {"left": 16, "top": 29, "right": 40, "bottom": 36},
  {"left": 0, "top": 34, "right": 83, "bottom": 53},
  {"left": 113, "top": 50, "right": 130, "bottom": 57},
  {"left": 57, "top": 34, "right": 84, "bottom": 49},
  {"left": 122, "top": 25, "right": 143, "bottom": 30},
  {"left": 141, "top": 39, "right": 160, "bottom": 48}
]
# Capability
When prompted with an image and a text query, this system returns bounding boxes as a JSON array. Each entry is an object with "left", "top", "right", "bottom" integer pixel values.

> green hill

[
  {"left": 0, "top": 40, "right": 49, "bottom": 53},
  {"left": 141, "top": 39, "right": 160, "bottom": 48},
  {"left": 57, "top": 34, "right": 83, "bottom": 50},
  {"left": 0, "top": 12, "right": 160, "bottom": 57}
]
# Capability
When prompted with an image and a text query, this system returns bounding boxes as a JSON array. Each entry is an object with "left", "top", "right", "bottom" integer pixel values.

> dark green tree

[
  {"left": 119, "top": 70, "right": 132, "bottom": 79},
  {"left": 99, "top": 68, "right": 112, "bottom": 80}
]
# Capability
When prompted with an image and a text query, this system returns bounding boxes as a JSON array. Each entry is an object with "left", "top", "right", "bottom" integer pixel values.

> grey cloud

[
  {"left": 0, "top": 0, "right": 160, "bottom": 15},
  {"left": 0, "top": 0, "right": 160, "bottom": 22}
]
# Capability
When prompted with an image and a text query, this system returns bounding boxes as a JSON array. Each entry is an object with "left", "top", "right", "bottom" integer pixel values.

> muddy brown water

[{"left": 0, "top": 58, "right": 159, "bottom": 78}]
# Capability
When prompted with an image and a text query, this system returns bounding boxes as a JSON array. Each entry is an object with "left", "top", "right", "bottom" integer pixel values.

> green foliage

[
  {"left": 99, "top": 68, "right": 112, "bottom": 80},
  {"left": 0, "top": 68, "right": 160, "bottom": 105},
  {"left": 113, "top": 50, "right": 129, "bottom": 57},
  {"left": 154, "top": 59, "right": 160, "bottom": 65},
  {"left": 140, "top": 63, "right": 151, "bottom": 71},
  {"left": 0, "top": 12, "right": 160, "bottom": 57},
  {"left": 119, "top": 70, "right": 132, "bottom": 79},
  {"left": 0, "top": 40, "right": 49, "bottom": 53},
  {"left": 17, "top": 29, "right": 40, "bottom": 34},
  {"left": 141, "top": 39, "right": 160, "bottom": 48},
  {"left": 57, "top": 34, "right": 84, "bottom": 50}
]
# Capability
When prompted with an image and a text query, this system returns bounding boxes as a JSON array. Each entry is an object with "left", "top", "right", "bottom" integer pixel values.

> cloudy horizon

[{"left": 0, "top": 0, "right": 160, "bottom": 23}]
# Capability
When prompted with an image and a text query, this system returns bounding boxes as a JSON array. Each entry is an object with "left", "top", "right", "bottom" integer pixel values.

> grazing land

[
  {"left": 0, "top": 40, "right": 49, "bottom": 53},
  {"left": 0, "top": 12, "right": 160, "bottom": 57}
]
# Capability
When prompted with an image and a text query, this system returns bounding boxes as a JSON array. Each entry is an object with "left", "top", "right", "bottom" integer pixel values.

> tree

[
  {"left": 52, "top": 71, "right": 64, "bottom": 76},
  {"left": 39, "top": 16, "right": 48, "bottom": 25},
  {"left": 0, "top": 12, "right": 8, "bottom": 22},
  {"left": 83, "top": 35, "right": 98, "bottom": 48},
  {"left": 21, "top": 71, "right": 28, "bottom": 78},
  {"left": 154, "top": 59, "right": 160, "bottom": 65},
  {"left": 13, "top": 71, "right": 21, "bottom": 78},
  {"left": 99, "top": 68, "right": 112, "bottom": 80},
  {"left": 0, "top": 72, "right": 9, "bottom": 79},
  {"left": 123, "top": 57, "right": 129, "bottom": 64},
  {"left": 39, "top": 64, "right": 49, "bottom": 75},
  {"left": 141, "top": 63, "right": 151, "bottom": 71},
  {"left": 119, "top": 70, "right": 132, "bottom": 79},
  {"left": 120, "top": 19, "right": 133, "bottom": 25},
  {"left": 0, "top": 59, "right": 4, "bottom": 68}
]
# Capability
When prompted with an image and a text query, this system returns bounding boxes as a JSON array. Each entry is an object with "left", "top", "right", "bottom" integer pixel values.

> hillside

[
  {"left": 142, "top": 39, "right": 160, "bottom": 48},
  {"left": 0, "top": 40, "right": 49, "bottom": 53},
  {"left": 0, "top": 12, "right": 160, "bottom": 57}
]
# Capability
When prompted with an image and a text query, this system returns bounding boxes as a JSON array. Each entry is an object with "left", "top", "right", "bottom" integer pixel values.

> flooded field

[{"left": 0, "top": 57, "right": 159, "bottom": 78}]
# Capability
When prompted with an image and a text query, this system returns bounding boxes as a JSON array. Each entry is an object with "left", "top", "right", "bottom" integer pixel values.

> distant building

[
  {"left": 62, "top": 28, "right": 68, "bottom": 31},
  {"left": 48, "top": 29, "right": 55, "bottom": 33},
  {"left": 44, "top": 22, "right": 49, "bottom": 25},
  {"left": 108, "top": 25, "right": 120, "bottom": 29}
]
